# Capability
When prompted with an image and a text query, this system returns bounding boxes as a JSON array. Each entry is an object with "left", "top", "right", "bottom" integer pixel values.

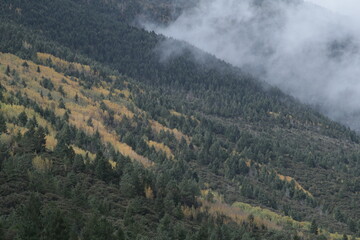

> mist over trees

[{"left": 147, "top": 0, "right": 360, "bottom": 131}]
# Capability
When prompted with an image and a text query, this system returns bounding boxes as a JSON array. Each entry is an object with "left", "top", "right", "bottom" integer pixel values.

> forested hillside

[{"left": 0, "top": 0, "right": 360, "bottom": 239}]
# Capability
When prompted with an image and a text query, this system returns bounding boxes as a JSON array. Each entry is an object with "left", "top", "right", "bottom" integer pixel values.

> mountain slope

[
  {"left": 0, "top": 0, "right": 360, "bottom": 239},
  {"left": 0, "top": 51, "right": 309, "bottom": 240}
]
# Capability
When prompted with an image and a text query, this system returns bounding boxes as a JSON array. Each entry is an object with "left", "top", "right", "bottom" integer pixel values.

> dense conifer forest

[{"left": 0, "top": 0, "right": 360, "bottom": 239}]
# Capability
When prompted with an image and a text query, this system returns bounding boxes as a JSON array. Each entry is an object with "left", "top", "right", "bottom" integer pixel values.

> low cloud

[{"left": 144, "top": 0, "right": 360, "bottom": 130}]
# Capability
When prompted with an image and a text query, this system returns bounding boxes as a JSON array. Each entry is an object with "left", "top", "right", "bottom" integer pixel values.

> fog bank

[{"left": 145, "top": 0, "right": 360, "bottom": 130}]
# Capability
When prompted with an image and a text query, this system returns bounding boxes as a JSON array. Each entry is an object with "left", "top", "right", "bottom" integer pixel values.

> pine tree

[
  {"left": 116, "top": 228, "right": 125, "bottom": 240},
  {"left": 18, "top": 111, "right": 28, "bottom": 126},
  {"left": 82, "top": 215, "right": 116, "bottom": 240},
  {"left": 22, "top": 61, "right": 29, "bottom": 68},
  {"left": 5, "top": 65, "right": 10, "bottom": 76},
  {"left": 42, "top": 208, "right": 69, "bottom": 240},
  {"left": 348, "top": 219, "right": 357, "bottom": 233},
  {"left": 94, "top": 150, "right": 112, "bottom": 182},
  {"left": 16, "top": 194, "right": 43, "bottom": 239},
  {"left": 34, "top": 126, "right": 47, "bottom": 153},
  {"left": 58, "top": 98, "right": 66, "bottom": 109},
  {"left": 100, "top": 101, "right": 107, "bottom": 111},
  {"left": 72, "top": 155, "right": 85, "bottom": 172},
  {"left": 120, "top": 172, "right": 137, "bottom": 198},
  {"left": 26, "top": 116, "right": 38, "bottom": 129},
  {"left": 87, "top": 118, "right": 93, "bottom": 127},
  {"left": 0, "top": 113, "right": 7, "bottom": 134},
  {"left": 37, "top": 66, "right": 41, "bottom": 73},
  {"left": 20, "top": 126, "right": 39, "bottom": 153},
  {"left": 334, "top": 208, "right": 345, "bottom": 222},
  {"left": 55, "top": 140, "right": 75, "bottom": 164},
  {"left": 75, "top": 93, "right": 79, "bottom": 103},
  {"left": 310, "top": 219, "right": 318, "bottom": 235},
  {"left": 58, "top": 86, "right": 66, "bottom": 97},
  {"left": 0, "top": 220, "right": 4, "bottom": 240}
]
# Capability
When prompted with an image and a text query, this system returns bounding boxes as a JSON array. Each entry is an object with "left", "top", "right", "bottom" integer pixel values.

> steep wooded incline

[{"left": 0, "top": 0, "right": 360, "bottom": 239}]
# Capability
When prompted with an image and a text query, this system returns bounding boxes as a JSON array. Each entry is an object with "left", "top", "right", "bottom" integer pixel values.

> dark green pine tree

[
  {"left": 0, "top": 113, "right": 7, "bottom": 134},
  {"left": 26, "top": 116, "right": 38, "bottom": 129},
  {"left": 20, "top": 126, "right": 37, "bottom": 153},
  {"left": 19, "top": 126, "right": 47, "bottom": 153},
  {"left": 348, "top": 219, "right": 357, "bottom": 233},
  {"left": 34, "top": 126, "right": 47, "bottom": 153},
  {"left": 22, "top": 61, "right": 29, "bottom": 68},
  {"left": 18, "top": 111, "right": 28, "bottom": 126},
  {"left": 16, "top": 194, "right": 43, "bottom": 240},
  {"left": 100, "top": 101, "right": 107, "bottom": 111},
  {"left": 94, "top": 150, "right": 112, "bottom": 182},
  {"left": 42, "top": 208, "right": 70, "bottom": 240},
  {"left": 55, "top": 139, "right": 75, "bottom": 166},
  {"left": 116, "top": 228, "right": 126, "bottom": 240},
  {"left": 0, "top": 219, "right": 4, "bottom": 240},
  {"left": 120, "top": 172, "right": 138, "bottom": 198},
  {"left": 82, "top": 215, "right": 116, "bottom": 240},
  {"left": 179, "top": 179, "right": 200, "bottom": 207},
  {"left": 58, "top": 98, "right": 66, "bottom": 109},
  {"left": 58, "top": 86, "right": 66, "bottom": 97},
  {"left": 5, "top": 65, "right": 10, "bottom": 76},
  {"left": 310, "top": 219, "right": 318, "bottom": 235},
  {"left": 57, "top": 124, "right": 73, "bottom": 143},
  {"left": 72, "top": 154, "right": 85, "bottom": 172}
]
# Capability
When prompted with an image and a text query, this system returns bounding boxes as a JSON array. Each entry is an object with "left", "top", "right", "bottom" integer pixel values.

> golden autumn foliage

[
  {"left": 5, "top": 123, "right": 28, "bottom": 136},
  {"left": 109, "top": 159, "right": 117, "bottom": 169},
  {"left": 0, "top": 132, "right": 12, "bottom": 145},
  {"left": 147, "top": 140, "right": 174, "bottom": 159},
  {"left": 145, "top": 186, "right": 154, "bottom": 199},
  {"left": 32, "top": 156, "right": 52, "bottom": 172},
  {"left": 114, "top": 88, "right": 131, "bottom": 99},
  {"left": 0, "top": 103, "right": 58, "bottom": 151},
  {"left": 103, "top": 100, "right": 134, "bottom": 119},
  {"left": 170, "top": 109, "right": 199, "bottom": 123},
  {"left": 243, "top": 157, "right": 312, "bottom": 198},
  {"left": 150, "top": 120, "right": 191, "bottom": 144},
  {"left": 181, "top": 205, "right": 198, "bottom": 220},
  {"left": 268, "top": 111, "right": 280, "bottom": 118},
  {"left": 277, "top": 173, "right": 313, "bottom": 197},
  {"left": 1, "top": 103, "right": 56, "bottom": 135},
  {"left": 37, "top": 52, "right": 91, "bottom": 74},
  {"left": 197, "top": 189, "right": 282, "bottom": 230},
  {"left": 0, "top": 48, "right": 358, "bottom": 240},
  {"left": 46, "top": 135, "right": 57, "bottom": 150},
  {"left": 169, "top": 110, "right": 184, "bottom": 117},
  {"left": 0, "top": 52, "right": 153, "bottom": 167},
  {"left": 197, "top": 189, "right": 354, "bottom": 240},
  {"left": 71, "top": 145, "right": 96, "bottom": 161}
]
